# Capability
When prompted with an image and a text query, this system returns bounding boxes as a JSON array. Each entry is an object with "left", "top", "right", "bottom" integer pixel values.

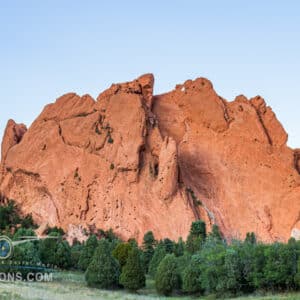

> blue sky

[{"left": 0, "top": 1, "right": 299, "bottom": 148}]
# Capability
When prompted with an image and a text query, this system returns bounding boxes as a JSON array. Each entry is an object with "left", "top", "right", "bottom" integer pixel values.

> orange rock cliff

[{"left": 0, "top": 74, "right": 299, "bottom": 243}]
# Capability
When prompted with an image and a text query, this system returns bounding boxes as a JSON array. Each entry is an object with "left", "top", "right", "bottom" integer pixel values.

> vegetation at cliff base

[{"left": 1, "top": 200, "right": 300, "bottom": 299}]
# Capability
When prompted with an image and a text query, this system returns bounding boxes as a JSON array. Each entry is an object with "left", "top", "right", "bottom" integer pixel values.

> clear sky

[{"left": 0, "top": 1, "right": 299, "bottom": 148}]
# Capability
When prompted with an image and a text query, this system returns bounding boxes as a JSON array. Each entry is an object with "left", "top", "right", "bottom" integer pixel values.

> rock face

[{"left": 0, "top": 74, "right": 299, "bottom": 243}]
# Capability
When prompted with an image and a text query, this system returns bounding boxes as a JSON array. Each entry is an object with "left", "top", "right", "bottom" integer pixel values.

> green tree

[
  {"left": 160, "top": 238, "right": 174, "bottom": 254},
  {"left": 246, "top": 243, "right": 267, "bottom": 290},
  {"left": 245, "top": 232, "right": 257, "bottom": 244},
  {"left": 199, "top": 237, "right": 227, "bottom": 294},
  {"left": 0, "top": 200, "right": 20, "bottom": 229},
  {"left": 223, "top": 244, "right": 245, "bottom": 294},
  {"left": 0, "top": 200, "right": 36, "bottom": 231},
  {"left": 78, "top": 234, "right": 98, "bottom": 271},
  {"left": 13, "top": 227, "right": 36, "bottom": 240},
  {"left": 182, "top": 255, "right": 202, "bottom": 294},
  {"left": 176, "top": 253, "right": 192, "bottom": 289},
  {"left": 264, "top": 241, "right": 298, "bottom": 290},
  {"left": 85, "top": 239, "right": 120, "bottom": 289},
  {"left": 142, "top": 231, "right": 156, "bottom": 271},
  {"left": 20, "top": 214, "right": 36, "bottom": 229},
  {"left": 120, "top": 246, "right": 146, "bottom": 291},
  {"left": 186, "top": 220, "right": 206, "bottom": 254},
  {"left": 210, "top": 224, "right": 222, "bottom": 241},
  {"left": 155, "top": 254, "right": 180, "bottom": 296},
  {"left": 149, "top": 243, "right": 167, "bottom": 277},
  {"left": 112, "top": 242, "right": 132, "bottom": 268},
  {"left": 70, "top": 242, "right": 83, "bottom": 269},
  {"left": 0, "top": 229, "right": 40, "bottom": 280},
  {"left": 174, "top": 237, "right": 185, "bottom": 257},
  {"left": 45, "top": 226, "right": 65, "bottom": 236},
  {"left": 39, "top": 232, "right": 60, "bottom": 266},
  {"left": 55, "top": 240, "right": 72, "bottom": 269},
  {"left": 295, "top": 254, "right": 300, "bottom": 288}
]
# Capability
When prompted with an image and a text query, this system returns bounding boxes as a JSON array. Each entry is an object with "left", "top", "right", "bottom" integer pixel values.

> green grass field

[{"left": 0, "top": 271, "right": 299, "bottom": 300}]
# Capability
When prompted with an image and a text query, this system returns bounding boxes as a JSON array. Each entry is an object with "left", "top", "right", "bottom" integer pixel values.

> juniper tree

[
  {"left": 119, "top": 246, "right": 146, "bottom": 291},
  {"left": 85, "top": 239, "right": 120, "bottom": 289}
]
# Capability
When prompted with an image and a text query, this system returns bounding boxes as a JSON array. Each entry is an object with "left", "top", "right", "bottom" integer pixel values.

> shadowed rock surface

[{"left": 0, "top": 74, "right": 299, "bottom": 243}]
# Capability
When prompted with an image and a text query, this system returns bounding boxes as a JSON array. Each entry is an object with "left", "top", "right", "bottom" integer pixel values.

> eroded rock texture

[{"left": 0, "top": 74, "right": 299, "bottom": 242}]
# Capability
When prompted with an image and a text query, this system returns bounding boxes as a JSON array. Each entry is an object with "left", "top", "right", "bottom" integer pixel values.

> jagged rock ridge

[{"left": 0, "top": 74, "right": 299, "bottom": 243}]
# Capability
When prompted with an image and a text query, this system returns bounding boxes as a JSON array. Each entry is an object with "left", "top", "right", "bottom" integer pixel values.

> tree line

[{"left": 1, "top": 201, "right": 300, "bottom": 297}]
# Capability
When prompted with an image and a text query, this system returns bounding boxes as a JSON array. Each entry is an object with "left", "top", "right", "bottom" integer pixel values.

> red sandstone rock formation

[{"left": 0, "top": 74, "right": 299, "bottom": 243}]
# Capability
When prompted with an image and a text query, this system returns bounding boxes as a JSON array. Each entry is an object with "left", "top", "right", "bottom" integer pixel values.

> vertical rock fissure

[
  {"left": 294, "top": 150, "right": 300, "bottom": 174},
  {"left": 250, "top": 103, "right": 273, "bottom": 146}
]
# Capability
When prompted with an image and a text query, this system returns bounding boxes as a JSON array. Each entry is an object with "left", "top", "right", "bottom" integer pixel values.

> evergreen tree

[
  {"left": 264, "top": 242, "right": 298, "bottom": 290},
  {"left": 119, "top": 246, "right": 146, "bottom": 291},
  {"left": 45, "top": 226, "right": 65, "bottom": 236},
  {"left": 0, "top": 238, "right": 40, "bottom": 280},
  {"left": 174, "top": 237, "right": 185, "bottom": 257},
  {"left": 245, "top": 232, "right": 257, "bottom": 244},
  {"left": 142, "top": 231, "right": 156, "bottom": 271},
  {"left": 0, "top": 200, "right": 36, "bottom": 231},
  {"left": 176, "top": 253, "right": 192, "bottom": 289},
  {"left": 199, "top": 237, "right": 227, "bottom": 294},
  {"left": 155, "top": 254, "right": 179, "bottom": 296},
  {"left": 78, "top": 234, "right": 98, "bottom": 271},
  {"left": 149, "top": 243, "right": 167, "bottom": 277},
  {"left": 20, "top": 214, "right": 36, "bottom": 229},
  {"left": 295, "top": 254, "right": 300, "bottom": 288},
  {"left": 13, "top": 227, "right": 36, "bottom": 240},
  {"left": 85, "top": 239, "right": 120, "bottom": 289},
  {"left": 160, "top": 238, "right": 174, "bottom": 254},
  {"left": 182, "top": 255, "right": 202, "bottom": 294},
  {"left": 210, "top": 224, "right": 222, "bottom": 241},
  {"left": 70, "top": 242, "right": 83, "bottom": 269},
  {"left": 55, "top": 240, "right": 72, "bottom": 269},
  {"left": 0, "top": 200, "right": 20, "bottom": 230},
  {"left": 223, "top": 244, "right": 245, "bottom": 294},
  {"left": 186, "top": 220, "right": 206, "bottom": 253},
  {"left": 246, "top": 243, "right": 267, "bottom": 290},
  {"left": 39, "top": 232, "right": 60, "bottom": 266},
  {"left": 112, "top": 242, "right": 132, "bottom": 268}
]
